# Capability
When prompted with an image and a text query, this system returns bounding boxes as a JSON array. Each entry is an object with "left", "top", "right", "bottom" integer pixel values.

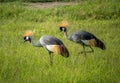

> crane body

[
  {"left": 23, "top": 30, "right": 69, "bottom": 65},
  {"left": 60, "top": 27, "right": 106, "bottom": 55}
]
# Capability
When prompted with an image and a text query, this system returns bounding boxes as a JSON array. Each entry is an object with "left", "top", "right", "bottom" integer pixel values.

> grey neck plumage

[
  {"left": 30, "top": 36, "right": 42, "bottom": 47},
  {"left": 64, "top": 31, "right": 73, "bottom": 41}
]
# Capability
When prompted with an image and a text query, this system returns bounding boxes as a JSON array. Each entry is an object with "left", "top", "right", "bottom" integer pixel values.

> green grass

[{"left": 0, "top": 0, "right": 120, "bottom": 83}]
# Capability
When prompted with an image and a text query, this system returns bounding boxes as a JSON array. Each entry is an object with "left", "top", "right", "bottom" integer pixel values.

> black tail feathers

[{"left": 96, "top": 38, "right": 106, "bottom": 50}]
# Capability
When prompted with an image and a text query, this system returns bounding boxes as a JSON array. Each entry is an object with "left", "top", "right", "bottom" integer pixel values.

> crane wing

[
  {"left": 40, "top": 36, "right": 63, "bottom": 46},
  {"left": 74, "top": 30, "right": 96, "bottom": 40}
]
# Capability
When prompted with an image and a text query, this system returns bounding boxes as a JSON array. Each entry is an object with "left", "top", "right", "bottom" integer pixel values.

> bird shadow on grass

[{"left": 77, "top": 50, "right": 94, "bottom": 56}]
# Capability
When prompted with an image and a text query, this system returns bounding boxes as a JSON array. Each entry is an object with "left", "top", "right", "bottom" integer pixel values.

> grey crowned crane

[
  {"left": 23, "top": 30, "right": 69, "bottom": 65},
  {"left": 59, "top": 21, "right": 106, "bottom": 55}
]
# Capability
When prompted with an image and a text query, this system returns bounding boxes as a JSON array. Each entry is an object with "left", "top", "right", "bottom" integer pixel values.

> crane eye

[
  {"left": 24, "top": 36, "right": 29, "bottom": 41},
  {"left": 63, "top": 28, "right": 67, "bottom": 32},
  {"left": 60, "top": 27, "right": 67, "bottom": 32},
  {"left": 60, "top": 27, "right": 63, "bottom": 31}
]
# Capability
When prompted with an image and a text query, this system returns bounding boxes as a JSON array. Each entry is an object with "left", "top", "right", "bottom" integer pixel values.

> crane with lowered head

[
  {"left": 59, "top": 21, "right": 106, "bottom": 55},
  {"left": 23, "top": 30, "right": 69, "bottom": 65}
]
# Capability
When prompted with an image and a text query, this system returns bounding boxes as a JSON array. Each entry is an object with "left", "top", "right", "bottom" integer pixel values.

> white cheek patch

[{"left": 26, "top": 36, "right": 29, "bottom": 40}]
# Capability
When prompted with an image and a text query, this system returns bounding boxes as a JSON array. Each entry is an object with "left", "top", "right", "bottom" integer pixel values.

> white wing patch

[
  {"left": 81, "top": 39, "right": 96, "bottom": 46},
  {"left": 46, "top": 45, "right": 54, "bottom": 51},
  {"left": 81, "top": 40, "right": 89, "bottom": 45},
  {"left": 46, "top": 45, "right": 61, "bottom": 54}
]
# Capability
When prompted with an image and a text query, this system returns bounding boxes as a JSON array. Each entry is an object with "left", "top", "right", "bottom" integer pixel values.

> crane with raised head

[
  {"left": 59, "top": 21, "right": 106, "bottom": 55},
  {"left": 23, "top": 30, "right": 69, "bottom": 65}
]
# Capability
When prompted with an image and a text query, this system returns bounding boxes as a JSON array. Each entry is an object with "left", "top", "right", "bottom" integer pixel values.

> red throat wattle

[{"left": 29, "top": 39, "right": 31, "bottom": 43}]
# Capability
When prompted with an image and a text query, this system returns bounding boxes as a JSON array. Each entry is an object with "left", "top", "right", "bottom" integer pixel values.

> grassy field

[{"left": 0, "top": 0, "right": 120, "bottom": 83}]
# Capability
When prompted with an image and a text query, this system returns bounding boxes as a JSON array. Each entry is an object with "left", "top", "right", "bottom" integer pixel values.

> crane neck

[
  {"left": 64, "top": 31, "right": 68, "bottom": 38},
  {"left": 63, "top": 31, "right": 73, "bottom": 41},
  {"left": 30, "top": 36, "right": 42, "bottom": 47},
  {"left": 64, "top": 31, "right": 71, "bottom": 40}
]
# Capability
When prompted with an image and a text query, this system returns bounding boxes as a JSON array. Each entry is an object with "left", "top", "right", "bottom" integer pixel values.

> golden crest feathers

[
  {"left": 59, "top": 21, "right": 69, "bottom": 27},
  {"left": 23, "top": 30, "right": 33, "bottom": 37}
]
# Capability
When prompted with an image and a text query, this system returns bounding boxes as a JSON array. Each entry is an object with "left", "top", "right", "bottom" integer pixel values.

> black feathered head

[
  {"left": 60, "top": 27, "right": 67, "bottom": 32},
  {"left": 23, "top": 30, "right": 33, "bottom": 43},
  {"left": 59, "top": 21, "right": 68, "bottom": 32}
]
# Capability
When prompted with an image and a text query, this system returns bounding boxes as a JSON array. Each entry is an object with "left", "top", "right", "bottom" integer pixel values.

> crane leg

[
  {"left": 83, "top": 45, "right": 86, "bottom": 55},
  {"left": 78, "top": 45, "right": 94, "bottom": 55},
  {"left": 49, "top": 52, "right": 53, "bottom": 66},
  {"left": 89, "top": 46, "right": 94, "bottom": 52},
  {"left": 78, "top": 45, "right": 86, "bottom": 55}
]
